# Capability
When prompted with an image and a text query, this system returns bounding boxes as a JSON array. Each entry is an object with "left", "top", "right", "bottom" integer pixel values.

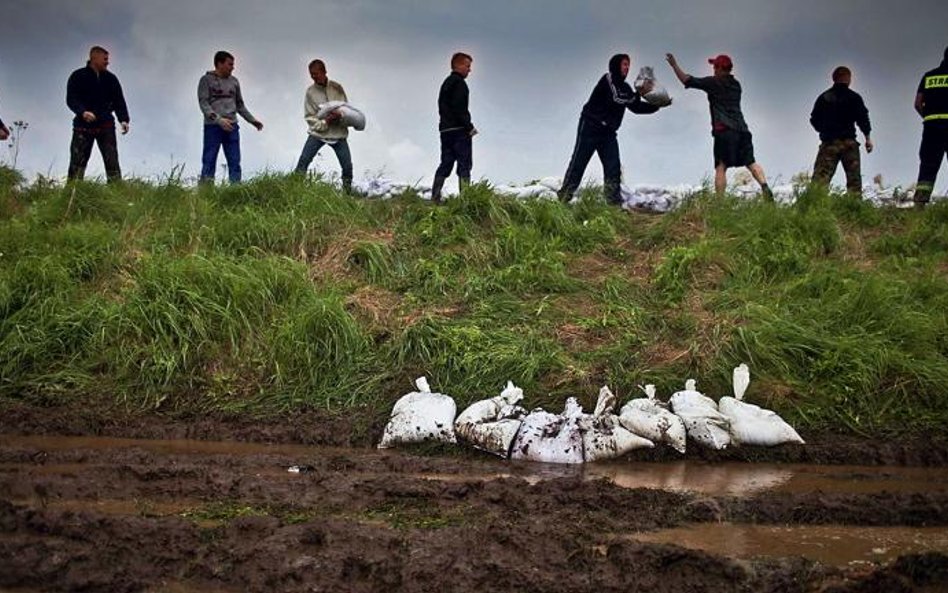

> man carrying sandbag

[
  {"left": 557, "top": 54, "right": 665, "bottom": 206},
  {"left": 809, "top": 66, "right": 873, "bottom": 195},
  {"left": 666, "top": 53, "right": 773, "bottom": 200},
  {"left": 431, "top": 52, "right": 476, "bottom": 204},
  {"left": 294, "top": 59, "right": 354, "bottom": 195}
]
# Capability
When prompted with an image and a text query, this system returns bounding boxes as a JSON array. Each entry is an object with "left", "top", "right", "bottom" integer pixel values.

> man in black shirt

[
  {"left": 809, "top": 66, "right": 873, "bottom": 195},
  {"left": 557, "top": 53, "right": 664, "bottom": 205},
  {"left": 913, "top": 46, "right": 948, "bottom": 206},
  {"left": 66, "top": 46, "right": 130, "bottom": 182},
  {"left": 432, "top": 52, "right": 476, "bottom": 204},
  {"left": 666, "top": 53, "right": 773, "bottom": 200}
]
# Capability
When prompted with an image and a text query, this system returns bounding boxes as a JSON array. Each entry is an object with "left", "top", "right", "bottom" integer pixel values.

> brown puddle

[
  {"left": 627, "top": 522, "right": 948, "bottom": 566},
  {"left": 8, "top": 497, "right": 199, "bottom": 517}
]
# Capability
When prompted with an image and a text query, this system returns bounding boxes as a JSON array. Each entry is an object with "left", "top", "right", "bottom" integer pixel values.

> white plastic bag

[
  {"left": 454, "top": 381, "right": 527, "bottom": 457},
  {"left": 669, "top": 379, "right": 731, "bottom": 450},
  {"left": 718, "top": 364, "right": 805, "bottom": 446},
  {"left": 618, "top": 385, "right": 687, "bottom": 453},
  {"left": 377, "top": 377, "right": 457, "bottom": 449},
  {"left": 315, "top": 100, "right": 366, "bottom": 131},
  {"left": 634, "top": 66, "right": 672, "bottom": 107},
  {"left": 581, "top": 387, "right": 654, "bottom": 462},
  {"left": 510, "top": 399, "right": 585, "bottom": 464}
]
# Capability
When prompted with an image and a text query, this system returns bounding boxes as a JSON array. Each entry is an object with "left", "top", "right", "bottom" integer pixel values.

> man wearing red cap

[{"left": 666, "top": 53, "right": 773, "bottom": 200}]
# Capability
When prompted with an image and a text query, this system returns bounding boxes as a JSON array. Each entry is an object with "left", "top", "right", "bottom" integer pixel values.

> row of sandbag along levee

[{"left": 378, "top": 364, "right": 805, "bottom": 464}]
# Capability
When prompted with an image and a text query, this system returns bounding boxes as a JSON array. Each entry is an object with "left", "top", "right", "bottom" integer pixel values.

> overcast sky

[{"left": 1, "top": 0, "right": 945, "bottom": 192}]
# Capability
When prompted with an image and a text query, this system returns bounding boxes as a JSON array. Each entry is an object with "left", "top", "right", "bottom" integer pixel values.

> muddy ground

[{"left": 1, "top": 404, "right": 947, "bottom": 592}]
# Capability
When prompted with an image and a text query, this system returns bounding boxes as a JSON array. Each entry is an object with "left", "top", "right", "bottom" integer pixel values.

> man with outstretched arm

[
  {"left": 0, "top": 109, "right": 9, "bottom": 141},
  {"left": 198, "top": 51, "right": 264, "bottom": 184},
  {"left": 66, "top": 46, "right": 130, "bottom": 182},
  {"left": 809, "top": 66, "right": 873, "bottom": 195},
  {"left": 912, "top": 46, "right": 948, "bottom": 207},
  {"left": 431, "top": 52, "right": 476, "bottom": 204},
  {"left": 558, "top": 53, "right": 665, "bottom": 205},
  {"left": 666, "top": 53, "right": 773, "bottom": 199},
  {"left": 294, "top": 59, "right": 353, "bottom": 194}
]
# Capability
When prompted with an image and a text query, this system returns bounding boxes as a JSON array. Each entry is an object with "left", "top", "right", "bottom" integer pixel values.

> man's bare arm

[{"left": 665, "top": 53, "right": 690, "bottom": 86}]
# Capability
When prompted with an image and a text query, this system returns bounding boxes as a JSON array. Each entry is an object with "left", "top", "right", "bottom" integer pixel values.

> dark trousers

[
  {"left": 201, "top": 123, "right": 241, "bottom": 183},
  {"left": 813, "top": 138, "right": 862, "bottom": 193},
  {"left": 916, "top": 121, "right": 948, "bottom": 201},
  {"left": 435, "top": 129, "right": 473, "bottom": 180},
  {"left": 295, "top": 136, "right": 353, "bottom": 185},
  {"left": 559, "top": 118, "right": 621, "bottom": 204},
  {"left": 68, "top": 127, "right": 121, "bottom": 182}
]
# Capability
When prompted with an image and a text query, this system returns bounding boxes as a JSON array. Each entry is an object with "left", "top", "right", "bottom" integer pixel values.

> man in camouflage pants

[{"left": 809, "top": 66, "right": 873, "bottom": 194}]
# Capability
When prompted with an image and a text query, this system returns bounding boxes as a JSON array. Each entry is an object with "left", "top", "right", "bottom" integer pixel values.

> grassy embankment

[{"left": 1, "top": 165, "right": 946, "bottom": 438}]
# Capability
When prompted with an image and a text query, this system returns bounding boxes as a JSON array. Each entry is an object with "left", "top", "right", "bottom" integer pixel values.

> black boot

[
  {"left": 431, "top": 175, "right": 446, "bottom": 204},
  {"left": 459, "top": 176, "right": 471, "bottom": 193},
  {"left": 343, "top": 178, "right": 353, "bottom": 196}
]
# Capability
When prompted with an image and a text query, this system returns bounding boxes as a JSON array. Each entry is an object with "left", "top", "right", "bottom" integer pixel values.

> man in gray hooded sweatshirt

[{"left": 197, "top": 50, "right": 264, "bottom": 183}]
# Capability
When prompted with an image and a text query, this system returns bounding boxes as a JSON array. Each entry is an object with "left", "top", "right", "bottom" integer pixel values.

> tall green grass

[{"left": 1, "top": 166, "right": 946, "bottom": 435}]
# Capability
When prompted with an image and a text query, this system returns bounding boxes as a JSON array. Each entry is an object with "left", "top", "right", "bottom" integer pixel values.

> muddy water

[{"left": 628, "top": 523, "right": 948, "bottom": 566}]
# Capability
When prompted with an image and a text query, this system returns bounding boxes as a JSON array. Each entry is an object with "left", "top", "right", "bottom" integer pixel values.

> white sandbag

[
  {"left": 377, "top": 377, "right": 457, "bottom": 449},
  {"left": 510, "top": 399, "right": 585, "bottom": 464},
  {"left": 582, "top": 387, "right": 654, "bottom": 462},
  {"left": 315, "top": 100, "right": 366, "bottom": 131},
  {"left": 633, "top": 66, "right": 672, "bottom": 107},
  {"left": 718, "top": 364, "right": 805, "bottom": 446},
  {"left": 454, "top": 381, "right": 527, "bottom": 457},
  {"left": 619, "top": 385, "right": 687, "bottom": 453},
  {"left": 669, "top": 379, "right": 731, "bottom": 450}
]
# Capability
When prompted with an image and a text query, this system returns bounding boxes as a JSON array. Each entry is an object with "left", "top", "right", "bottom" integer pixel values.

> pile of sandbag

[
  {"left": 316, "top": 100, "right": 367, "bottom": 131},
  {"left": 377, "top": 364, "right": 804, "bottom": 461}
]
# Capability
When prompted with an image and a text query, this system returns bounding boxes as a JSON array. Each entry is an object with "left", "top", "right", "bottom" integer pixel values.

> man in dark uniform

[
  {"left": 66, "top": 46, "right": 130, "bottom": 182},
  {"left": 431, "top": 52, "right": 476, "bottom": 204},
  {"left": 913, "top": 46, "right": 948, "bottom": 206},
  {"left": 809, "top": 66, "right": 873, "bottom": 195},
  {"left": 557, "top": 53, "right": 665, "bottom": 206},
  {"left": 666, "top": 52, "right": 773, "bottom": 200}
]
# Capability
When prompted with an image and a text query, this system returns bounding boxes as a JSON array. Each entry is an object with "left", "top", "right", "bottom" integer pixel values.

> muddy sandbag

[
  {"left": 510, "top": 399, "right": 585, "bottom": 464},
  {"left": 581, "top": 386, "right": 654, "bottom": 462},
  {"left": 669, "top": 380, "right": 731, "bottom": 450},
  {"left": 454, "top": 381, "right": 527, "bottom": 457},
  {"left": 634, "top": 66, "right": 672, "bottom": 107},
  {"left": 377, "top": 377, "right": 457, "bottom": 449},
  {"left": 315, "top": 100, "right": 366, "bottom": 131},
  {"left": 718, "top": 364, "right": 805, "bottom": 447},
  {"left": 619, "top": 384, "right": 687, "bottom": 453}
]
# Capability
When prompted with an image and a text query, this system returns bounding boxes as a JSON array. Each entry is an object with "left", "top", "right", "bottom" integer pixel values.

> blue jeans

[
  {"left": 201, "top": 123, "right": 241, "bottom": 183},
  {"left": 295, "top": 136, "right": 353, "bottom": 183}
]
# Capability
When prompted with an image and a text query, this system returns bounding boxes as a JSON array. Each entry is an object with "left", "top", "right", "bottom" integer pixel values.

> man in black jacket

[
  {"left": 66, "top": 46, "right": 130, "bottom": 182},
  {"left": 558, "top": 54, "right": 664, "bottom": 205},
  {"left": 432, "top": 52, "right": 476, "bottom": 204},
  {"left": 913, "top": 46, "right": 948, "bottom": 206},
  {"left": 809, "top": 66, "right": 873, "bottom": 195}
]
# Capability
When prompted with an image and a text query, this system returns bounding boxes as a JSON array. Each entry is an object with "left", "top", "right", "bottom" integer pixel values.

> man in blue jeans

[
  {"left": 431, "top": 52, "right": 476, "bottom": 204},
  {"left": 197, "top": 51, "right": 264, "bottom": 183},
  {"left": 294, "top": 59, "right": 353, "bottom": 194}
]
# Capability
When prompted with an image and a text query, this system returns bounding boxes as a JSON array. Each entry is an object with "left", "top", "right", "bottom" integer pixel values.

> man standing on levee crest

[
  {"left": 557, "top": 53, "right": 665, "bottom": 206},
  {"left": 666, "top": 52, "right": 773, "bottom": 200},
  {"left": 294, "top": 59, "right": 354, "bottom": 194},
  {"left": 912, "top": 46, "right": 948, "bottom": 207},
  {"left": 431, "top": 52, "right": 476, "bottom": 204},
  {"left": 809, "top": 66, "right": 873, "bottom": 195},
  {"left": 66, "top": 46, "right": 130, "bottom": 182},
  {"left": 198, "top": 51, "right": 264, "bottom": 184}
]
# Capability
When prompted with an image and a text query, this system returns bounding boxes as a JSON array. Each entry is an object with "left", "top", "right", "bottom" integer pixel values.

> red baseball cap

[{"left": 708, "top": 54, "right": 733, "bottom": 70}]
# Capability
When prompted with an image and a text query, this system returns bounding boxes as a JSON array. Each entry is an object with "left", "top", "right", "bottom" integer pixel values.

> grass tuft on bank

[{"left": 1, "top": 166, "right": 946, "bottom": 436}]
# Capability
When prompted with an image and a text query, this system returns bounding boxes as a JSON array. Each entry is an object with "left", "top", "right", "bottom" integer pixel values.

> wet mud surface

[{"left": 0, "top": 430, "right": 947, "bottom": 592}]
